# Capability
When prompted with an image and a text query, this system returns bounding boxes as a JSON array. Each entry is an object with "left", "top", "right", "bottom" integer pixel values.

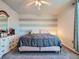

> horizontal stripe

[
  {"left": 19, "top": 27, "right": 57, "bottom": 29},
  {"left": 19, "top": 27, "right": 57, "bottom": 31},
  {"left": 19, "top": 21, "right": 57, "bottom": 25},
  {"left": 19, "top": 24, "right": 57, "bottom": 27},
  {"left": 0, "top": 19, "right": 8, "bottom": 21},
  {"left": 19, "top": 28, "right": 57, "bottom": 32},
  {"left": 19, "top": 19, "right": 57, "bottom": 22}
]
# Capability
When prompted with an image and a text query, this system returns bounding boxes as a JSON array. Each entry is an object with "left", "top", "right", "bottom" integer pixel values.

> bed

[{"left": 18, "top": 33, "right": 61, "bottom": 53}]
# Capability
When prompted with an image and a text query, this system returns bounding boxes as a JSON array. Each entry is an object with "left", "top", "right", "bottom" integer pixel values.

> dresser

[{"left": 0, "top": 35, "right": 19, "bottom": 58}]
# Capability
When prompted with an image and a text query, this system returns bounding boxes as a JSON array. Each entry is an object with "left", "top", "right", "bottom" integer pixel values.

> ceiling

[{"left": 2, "top": 0, "right": 75, "bottom": 16}]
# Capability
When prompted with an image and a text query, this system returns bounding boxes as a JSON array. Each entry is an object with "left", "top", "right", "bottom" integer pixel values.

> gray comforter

[{"left": 18, "top": 33, "right": 61, "bottom": 47}]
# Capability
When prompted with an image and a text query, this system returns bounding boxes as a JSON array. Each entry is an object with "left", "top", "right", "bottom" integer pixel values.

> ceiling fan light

[
  {"left": 35, "top": 0, "right": 39, "bottom": 4},
  {"left": 41, "top": 1, "right": 50, "bottom": 5},
  {"left": 38, "top": 2, "right": 42, "bottom": 6},
  {"left": 26, "top": 0, "right": 50, "bottom": 9}
]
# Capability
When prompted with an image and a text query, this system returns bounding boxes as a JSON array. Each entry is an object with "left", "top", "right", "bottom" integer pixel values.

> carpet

[{"left": 1, "top": 48, "right": 79, "bottom": 59}]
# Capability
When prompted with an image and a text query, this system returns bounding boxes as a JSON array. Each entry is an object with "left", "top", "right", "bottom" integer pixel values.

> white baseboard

[{"left": 62, "top": 43, "right": 79, "bottom": 55}]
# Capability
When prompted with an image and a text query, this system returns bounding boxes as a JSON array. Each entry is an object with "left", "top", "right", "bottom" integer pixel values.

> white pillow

[
  {"left": 40, "top": 30, "right": 49, "bottom": 34},
  {"left": 31, "top": 30, "right": 49, "bottom": 34},
  {"left": 31, "top": 30, "right": 40, "bottom": 34}
]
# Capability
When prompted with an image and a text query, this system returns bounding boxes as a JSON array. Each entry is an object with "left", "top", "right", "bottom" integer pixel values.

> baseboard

[{"left": 62, "top": 43, "right": 79, "bottom": 55}]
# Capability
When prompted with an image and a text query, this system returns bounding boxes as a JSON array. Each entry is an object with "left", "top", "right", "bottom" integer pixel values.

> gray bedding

[{"left": 18, "top": 33, "right": 61, "bottom": 47}]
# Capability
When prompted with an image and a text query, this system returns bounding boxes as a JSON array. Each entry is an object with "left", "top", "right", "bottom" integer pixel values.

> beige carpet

[{"left": 1, "top": 48, "right": 79, "bottom": 59}]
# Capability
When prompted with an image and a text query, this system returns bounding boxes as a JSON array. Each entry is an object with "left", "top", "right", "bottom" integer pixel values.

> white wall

[
  {"left": 58, "top": 5, "right": 75, "bottom": 48},
  {"left": 0, "top": 0, "right": 60, "bottom": 36},
  {"left": 0, "top": 0, "right": 19, "bottom": 34},
  {"left": 0, "top": 1, "right": 75, "bottom": 48}
]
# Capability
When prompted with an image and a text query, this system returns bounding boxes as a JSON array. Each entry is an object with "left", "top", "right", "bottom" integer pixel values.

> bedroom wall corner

[{"left": 57, "top": 5, "right": 75, "bottom": 49}]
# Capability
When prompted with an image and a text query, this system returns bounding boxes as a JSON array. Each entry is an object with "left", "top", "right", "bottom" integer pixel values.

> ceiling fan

[{"left": 26, "top": 0, "right": 50, "bottom": 10}]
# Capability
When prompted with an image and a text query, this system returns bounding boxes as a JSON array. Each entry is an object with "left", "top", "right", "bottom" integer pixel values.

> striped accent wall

[{"left": 18, "top": 18, "right": 58, "bottom": 35}]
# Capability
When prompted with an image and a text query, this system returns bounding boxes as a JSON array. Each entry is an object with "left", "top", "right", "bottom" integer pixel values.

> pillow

[
  {"left": 31, "top": 30, "right": 49, "bottom": 34},
  {"left": 31, "top": 30, "right": 40, "bottom": 34},
  {"left": 39, "top": 30, "right": 49, "bottom": 34}
]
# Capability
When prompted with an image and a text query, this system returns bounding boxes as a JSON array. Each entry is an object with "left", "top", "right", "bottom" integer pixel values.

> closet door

[{"left": 74, "top": 0, "right": 79, "bottom": 51}]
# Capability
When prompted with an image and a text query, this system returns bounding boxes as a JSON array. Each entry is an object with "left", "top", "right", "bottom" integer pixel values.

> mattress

[{"left": 18, "top": 33, "right": 61, "bottom": 47}]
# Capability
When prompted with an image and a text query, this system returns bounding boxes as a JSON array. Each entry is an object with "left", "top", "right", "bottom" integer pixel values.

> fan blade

[
  {"left": 34, "top": 0, "right": 39, "bottom": 6},
  {"left": 26, "top": 1, "right": 35, "bottom": 6},
  {"left": 41, "top": 1, "right": 50, "bottom": 5}
]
